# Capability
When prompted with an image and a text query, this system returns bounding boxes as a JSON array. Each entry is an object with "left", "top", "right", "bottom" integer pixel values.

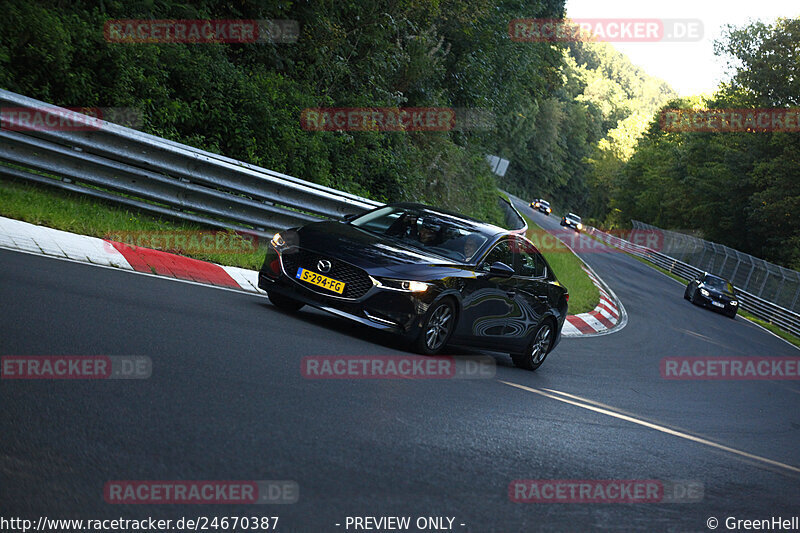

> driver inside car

[{"left": 418, "top": 219, "right": 442, "bottom": 245}]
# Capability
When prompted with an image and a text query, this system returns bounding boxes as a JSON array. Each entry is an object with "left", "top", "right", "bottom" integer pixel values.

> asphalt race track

[{"left": 2, "top": 204, "right": 799, "bottom": 532}]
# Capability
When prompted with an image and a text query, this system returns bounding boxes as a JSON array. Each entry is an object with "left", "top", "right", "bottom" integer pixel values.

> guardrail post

[
  {"left": 773, "top": 273, "right": 786, "bottom": 304},
  {"left": 729, "top": 254, "right": 743, "bottom": 283},
  {"left": 743, "top": 262, "right": 756, "bottom": 287},
  {"left": 790, "top": 283, "right": 800, "bottom": 312},
  {"left": 758, "top": 267, "right": 770, "bottom": 297}
]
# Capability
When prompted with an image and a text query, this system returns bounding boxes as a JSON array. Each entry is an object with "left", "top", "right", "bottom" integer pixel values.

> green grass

[
  {"left": 519, "top": 212, "right": 599, "bottom": 314},
  {"left": 0, "top": 179, "right": 267, "bottom": 270}
]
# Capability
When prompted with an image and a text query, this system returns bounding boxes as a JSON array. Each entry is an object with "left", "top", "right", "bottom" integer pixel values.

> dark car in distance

[
  {"left": 684, "top": 272, "right": 739, "bottom": 318},
  {"left": 530, "top": 199, "right": 552, "bottom": 215},
  {"left": 560, "top": 213, "right": 583, "bottom": 232},
  {"left": 258, "top": 203, "right": 569, "bottom": 370}
]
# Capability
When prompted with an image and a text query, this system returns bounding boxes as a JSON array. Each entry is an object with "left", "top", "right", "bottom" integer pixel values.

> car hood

[
  {"left": 700, "top": 284, "right": 735, "bottom": 300},
  {"left": 293, "top": 221, "right": 463, "bottom": 273}
]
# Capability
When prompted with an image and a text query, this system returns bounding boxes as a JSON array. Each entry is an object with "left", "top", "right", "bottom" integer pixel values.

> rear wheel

[
  {"left": 512, "top": 320, "right": 554, "bottom": 371},
  {"left": 267, "top": 291, "right": 305, "bottom": 313},
  {"left": 414, "top": 300, "right": 456, "bottom": 355}
]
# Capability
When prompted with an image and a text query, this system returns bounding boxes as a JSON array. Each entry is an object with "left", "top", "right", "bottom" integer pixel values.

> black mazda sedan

[
  {"left": 684, "top": 272, "right": 739, "bottom": 318},
  {"left": 258, "top": 203, "right": 569, "bottom": 370}
]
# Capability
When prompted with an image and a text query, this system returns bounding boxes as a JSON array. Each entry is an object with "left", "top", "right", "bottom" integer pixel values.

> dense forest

[
  {"left": 0, "top": 1, "right": 797, "bottom": 268},
  {"left": 610, "top": 19, "right": 800, "bottom": 270}
]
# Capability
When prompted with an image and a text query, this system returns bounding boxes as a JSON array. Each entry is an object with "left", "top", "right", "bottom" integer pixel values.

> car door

[
  {"left": 502, "top": 237, "right": 552, "bottom": 352},
  {"left": 455, "top": 239, "right": 518, "bottom": 348}
]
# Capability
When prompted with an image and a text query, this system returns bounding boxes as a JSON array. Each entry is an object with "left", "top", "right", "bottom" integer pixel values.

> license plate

[
  {"left": 296, "top": 267, "right": 345, "bottom": 294},
  {"left": 711, "top": 301, "right": 725, "bottom": 308}
]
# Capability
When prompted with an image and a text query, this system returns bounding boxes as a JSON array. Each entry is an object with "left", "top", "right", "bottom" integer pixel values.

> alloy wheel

[
  {"left": 425, "top": 304, "right": 453, "bottom": 351},
  {"left": 530, "top": 323, "right": 552, "bottom": 364}
]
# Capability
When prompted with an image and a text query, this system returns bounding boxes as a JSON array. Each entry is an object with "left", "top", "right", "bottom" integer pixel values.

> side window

[
  {"left": 513, "top": 238, "right": 546, "bottom": 278},
  {"left": 480, "top": 240, "right": 514, "bottom": 271}
]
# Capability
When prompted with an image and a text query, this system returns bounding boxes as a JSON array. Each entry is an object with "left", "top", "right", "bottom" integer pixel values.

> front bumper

[
  {"left": 694, "top": 292, "right": 737, "bottom": 314},
  {"left": 258, "top": 248, "right": 437, "bottom": 337}
]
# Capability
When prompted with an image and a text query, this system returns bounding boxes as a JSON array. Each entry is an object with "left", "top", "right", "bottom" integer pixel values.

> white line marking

[{"left": 499, "top": 380, "right": 800, "bottom": 475}]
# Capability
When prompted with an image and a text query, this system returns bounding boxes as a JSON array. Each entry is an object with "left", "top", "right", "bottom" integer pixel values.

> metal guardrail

[
  {"left": 586, "top": 226, "right": 800, "bottom": 337},
  {"left": 0, "top": 89, "right": 382, "bottom": 238}
]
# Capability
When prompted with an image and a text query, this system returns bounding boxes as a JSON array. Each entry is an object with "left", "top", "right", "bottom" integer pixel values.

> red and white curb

[
  {"left": 561, "top": 264, "right": 627, "bottom": 337},
  {"left": 0, "top": 217, "right": 265, "bottom": 294},
  {"left": 0, "top": 216, "right": 625, "bottom": 336}
]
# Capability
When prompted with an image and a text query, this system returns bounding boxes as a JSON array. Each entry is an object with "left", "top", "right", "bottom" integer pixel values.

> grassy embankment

[
  {"left": 518, "top": 211, "right": 600, "bottom": 315},
  {"left": 0, "top": 179, "right": 267, "bottom": 269}
]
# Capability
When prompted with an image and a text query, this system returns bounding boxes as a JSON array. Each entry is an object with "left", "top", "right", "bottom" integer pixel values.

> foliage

[
  {"left": 0, "top": 0, "right": 570, "bottom": 227},
  {"left": 611, "top": 18, "right": 800, "bottom": 269}
]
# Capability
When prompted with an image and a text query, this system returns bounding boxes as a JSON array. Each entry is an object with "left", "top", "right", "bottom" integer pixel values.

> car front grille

[{"left": 280, "top": 249, "right": 373, "bottom": 299}]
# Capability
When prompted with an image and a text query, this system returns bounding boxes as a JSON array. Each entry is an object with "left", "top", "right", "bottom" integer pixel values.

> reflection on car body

[{"left": 258, "top": 203, "right": 569, "bottom": 370}]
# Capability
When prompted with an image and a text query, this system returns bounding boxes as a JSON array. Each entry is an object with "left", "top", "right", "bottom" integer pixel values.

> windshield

[
  {"left": 568, "top": 213, "right": 581, "bottom": 221},
  {"left": 351, "top": 206, "right": 491, "bottom": 261},
  {"left": 703, "top": 275, "right": 735, "bottom": 294},
  {"left": 540, "top": 201, "right": 550, "bottom": 207}
]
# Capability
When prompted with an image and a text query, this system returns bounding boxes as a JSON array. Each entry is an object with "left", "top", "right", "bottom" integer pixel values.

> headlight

[
  {"left": 576, "top": 223, "right": 583, "bottom": 230},
  {"left": 700, "top": 288, "right": 709, "bottom": 297},
  {"left": 546, "top": 208, "right": 551, "bottom": 213},
  {"left": 270, "top": 232, "right": 285, "bottom": 248},
  {"left": 405, "top": 281, "right": 430, "bottom": 292},
  {"left": 378, "top": 278, "right": 430, "bottom": 292},
  {"left": 730, "top": 301, "right": 738, "bottom": 306}
]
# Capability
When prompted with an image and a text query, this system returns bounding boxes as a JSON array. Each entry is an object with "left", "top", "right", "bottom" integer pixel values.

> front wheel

[
  {"left": 512, "top": 321, "right": 554, "bottom": 371},
  {"left": 413, "top": 300, "right": 456, "bottom": 355},
  {"left": 267, "top": 291, "right": 305, "bottom": 313},
  {"left": 727, "top": 309, "right": 737, "bottom": 319},
  {"left": 690, "top": 288, "right": 700, "bottom": 305}
]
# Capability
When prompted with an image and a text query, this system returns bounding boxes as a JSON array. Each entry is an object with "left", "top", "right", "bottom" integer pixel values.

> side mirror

[
  {"left": 341, "top": 213, "right": 358, "bottom": 223},
  {"left": 488, "top": 261, "right": 515, "bottom": 277}
]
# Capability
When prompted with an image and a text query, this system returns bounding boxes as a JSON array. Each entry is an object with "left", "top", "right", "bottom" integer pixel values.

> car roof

[{"left": 567, "top": 212, "right": 580, "bottom": 218}]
